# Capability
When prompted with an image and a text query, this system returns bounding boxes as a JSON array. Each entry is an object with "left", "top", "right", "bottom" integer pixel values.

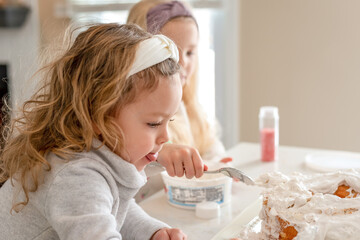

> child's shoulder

[
  {"left": 46, "top": 150, "right": 114, "bottom": 180},
  {"left": 41, "top": 150, "right": 119, "bottom": 197},
  {"left": 45, "top": 145, "right": 146, "bottom": 191}
]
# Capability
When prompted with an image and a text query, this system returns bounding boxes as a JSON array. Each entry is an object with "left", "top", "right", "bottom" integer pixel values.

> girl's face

[
  {"left": 161, "top": 18, "right": 198, "bottom": 87},
  {"left": 114, "top": 74, "right": 182, "bottom": 171}
]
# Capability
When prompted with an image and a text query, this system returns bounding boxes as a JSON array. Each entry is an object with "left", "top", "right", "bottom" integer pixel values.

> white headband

[{"left": 127, "top": 34, "right": 179, "bottom": 78}]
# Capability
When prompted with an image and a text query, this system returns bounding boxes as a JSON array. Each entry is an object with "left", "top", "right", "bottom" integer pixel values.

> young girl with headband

[
  {"left": 0, "top": 23, "right": 198, "bottom": 240},
  {"left": 127, "top": 0, "right": 232, "bottom": 202}
]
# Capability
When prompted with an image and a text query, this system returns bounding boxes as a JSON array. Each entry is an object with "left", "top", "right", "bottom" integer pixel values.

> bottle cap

[
  {"left": 259, "top": 106, "right": 279, "bottom": 119},
  {"left": 195, "top": 201, "right": 220, "bottom": 219}
]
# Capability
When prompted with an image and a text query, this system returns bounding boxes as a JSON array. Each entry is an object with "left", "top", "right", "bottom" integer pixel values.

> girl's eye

[
  {"left": 147, "top": 119, "right": 174, "bottom": 128},
  {"left": 147, "top": 122, "right": 161, "bottom": 128},
  {"left": 187, "top": 51, "right": 195, "bottom": 56}
]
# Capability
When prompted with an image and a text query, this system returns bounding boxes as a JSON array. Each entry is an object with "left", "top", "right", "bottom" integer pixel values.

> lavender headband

[{"left": 146, "top": 1, "right": 197, "bottom": 34}]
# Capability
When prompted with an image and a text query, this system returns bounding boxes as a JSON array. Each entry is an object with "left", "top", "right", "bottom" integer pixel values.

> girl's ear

[{"left": 92, "top": 122, "right": 101, "bottom": 135}]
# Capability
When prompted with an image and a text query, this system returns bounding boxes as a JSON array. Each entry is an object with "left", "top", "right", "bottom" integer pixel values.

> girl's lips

[{"left": 145, "top": 152, "right": 159, "bottom": 162}]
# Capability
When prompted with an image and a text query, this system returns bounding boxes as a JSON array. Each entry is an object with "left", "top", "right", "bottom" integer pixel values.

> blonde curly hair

[{"left": 0, "top": 23, "right": 179, "bottom": 211}]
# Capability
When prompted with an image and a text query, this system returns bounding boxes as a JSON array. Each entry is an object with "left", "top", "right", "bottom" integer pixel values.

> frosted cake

[{"left": 237, "top": 169, "right": 360, "bottom": 240}]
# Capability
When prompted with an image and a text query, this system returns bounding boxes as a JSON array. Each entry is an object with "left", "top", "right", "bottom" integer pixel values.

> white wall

[
  {"left": 0, "top": 1, "right": 40, "bottom": 110},
  {"left": 239, "top": 0, "right": 360, "bottom": 152},
  {"left": 214, "top": 0, "right": 240, "bottom": 149}
]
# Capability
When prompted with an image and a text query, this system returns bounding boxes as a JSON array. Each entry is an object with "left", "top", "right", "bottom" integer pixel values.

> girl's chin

[
  {"left": 135, "top": 164, "right": 146, "bottom": 172},
  {"left": 134, "top": 158, "right": 152, "bottom": 171}
]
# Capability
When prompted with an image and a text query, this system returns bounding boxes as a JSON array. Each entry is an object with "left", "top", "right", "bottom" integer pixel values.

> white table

[{"left": 139, "top": 142, "right": 360, "bottom": 240}]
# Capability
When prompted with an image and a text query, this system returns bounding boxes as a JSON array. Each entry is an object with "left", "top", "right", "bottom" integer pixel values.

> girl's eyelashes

[
  {"left": 187, "top": 50, "right": 195, "bottom": 57},
  {"left": 147, "top": 118, "right": 175, "bottom": 128},
  {"left": 147, "top": 122, "right": 162, "bottom": 128}
]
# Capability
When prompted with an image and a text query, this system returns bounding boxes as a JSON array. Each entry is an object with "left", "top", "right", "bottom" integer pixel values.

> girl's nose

[{"left": 157, "top": 126, "right": 170, "bottom": 145}]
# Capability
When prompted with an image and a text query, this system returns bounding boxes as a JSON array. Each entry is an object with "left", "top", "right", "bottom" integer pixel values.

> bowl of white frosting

[{"left": 161, "top": 171, "right": 232, "bottom": 209}]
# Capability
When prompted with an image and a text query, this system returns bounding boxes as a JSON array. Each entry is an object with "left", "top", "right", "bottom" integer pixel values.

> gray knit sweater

[{"left": 0, "top": 140, "right": 169, "bottom": 240}]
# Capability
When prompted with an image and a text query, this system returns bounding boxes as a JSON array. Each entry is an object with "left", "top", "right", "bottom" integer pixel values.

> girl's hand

[
  {"left": 157, "top": 143, "right": 204, "bottom": 179},
  {"left": 151, "top": 227, "right": 187, "bottom": 240}
]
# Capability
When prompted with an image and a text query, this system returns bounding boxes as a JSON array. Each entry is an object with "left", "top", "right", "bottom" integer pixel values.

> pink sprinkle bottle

[{"left": 259, "top": 106, "right": 279, "bottom": 162}]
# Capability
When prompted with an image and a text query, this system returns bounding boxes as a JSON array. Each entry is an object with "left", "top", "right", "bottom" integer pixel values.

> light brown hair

[
  {"left": 0, "top": 23, "right": 179, "bottom": 211},
  {"left": 127, "top": 0, "right": 216, "bottom": 156}
]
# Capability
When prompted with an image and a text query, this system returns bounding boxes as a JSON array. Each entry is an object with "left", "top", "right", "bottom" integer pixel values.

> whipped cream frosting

[{"left": 241, "top": 169, "right": 360, "bottom": 240}]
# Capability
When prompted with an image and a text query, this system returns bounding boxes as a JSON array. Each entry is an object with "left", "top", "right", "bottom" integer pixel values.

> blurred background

[{"left": 1, "top": 0, "right": 359, "bottom": 152}]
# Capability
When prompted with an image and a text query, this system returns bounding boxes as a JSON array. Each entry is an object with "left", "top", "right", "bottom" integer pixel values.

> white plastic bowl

[{"left": 161, "top": 172, "right": 232, "bottom": 209}]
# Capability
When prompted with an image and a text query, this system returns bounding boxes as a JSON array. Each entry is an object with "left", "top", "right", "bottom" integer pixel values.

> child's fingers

[
  {"left": 157, "top": 144, "right": 204, "bottom": 179},
  {"left": 168, "top": 228, "right": 187, "bottom": 240},
  {"left": 183, "top": 156, "right": 195, "bottom": 179},
  {"left": 159, "top": 159, "right": 176, "bottom": 177},
  {"left": 174, "top": 156, "right": 185, "bottom": 177},
  {"left": 152, "top": 228, "right": 186, "bottom": 240},
  {"left": 151, "top": 228, "right": 171, "bottom": 240},
  {"left": 164, "top": 164, "right": 176, "bottom": 177},
  {"left": 190, "top": 149, "right": 203, "bottom": 178}
]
